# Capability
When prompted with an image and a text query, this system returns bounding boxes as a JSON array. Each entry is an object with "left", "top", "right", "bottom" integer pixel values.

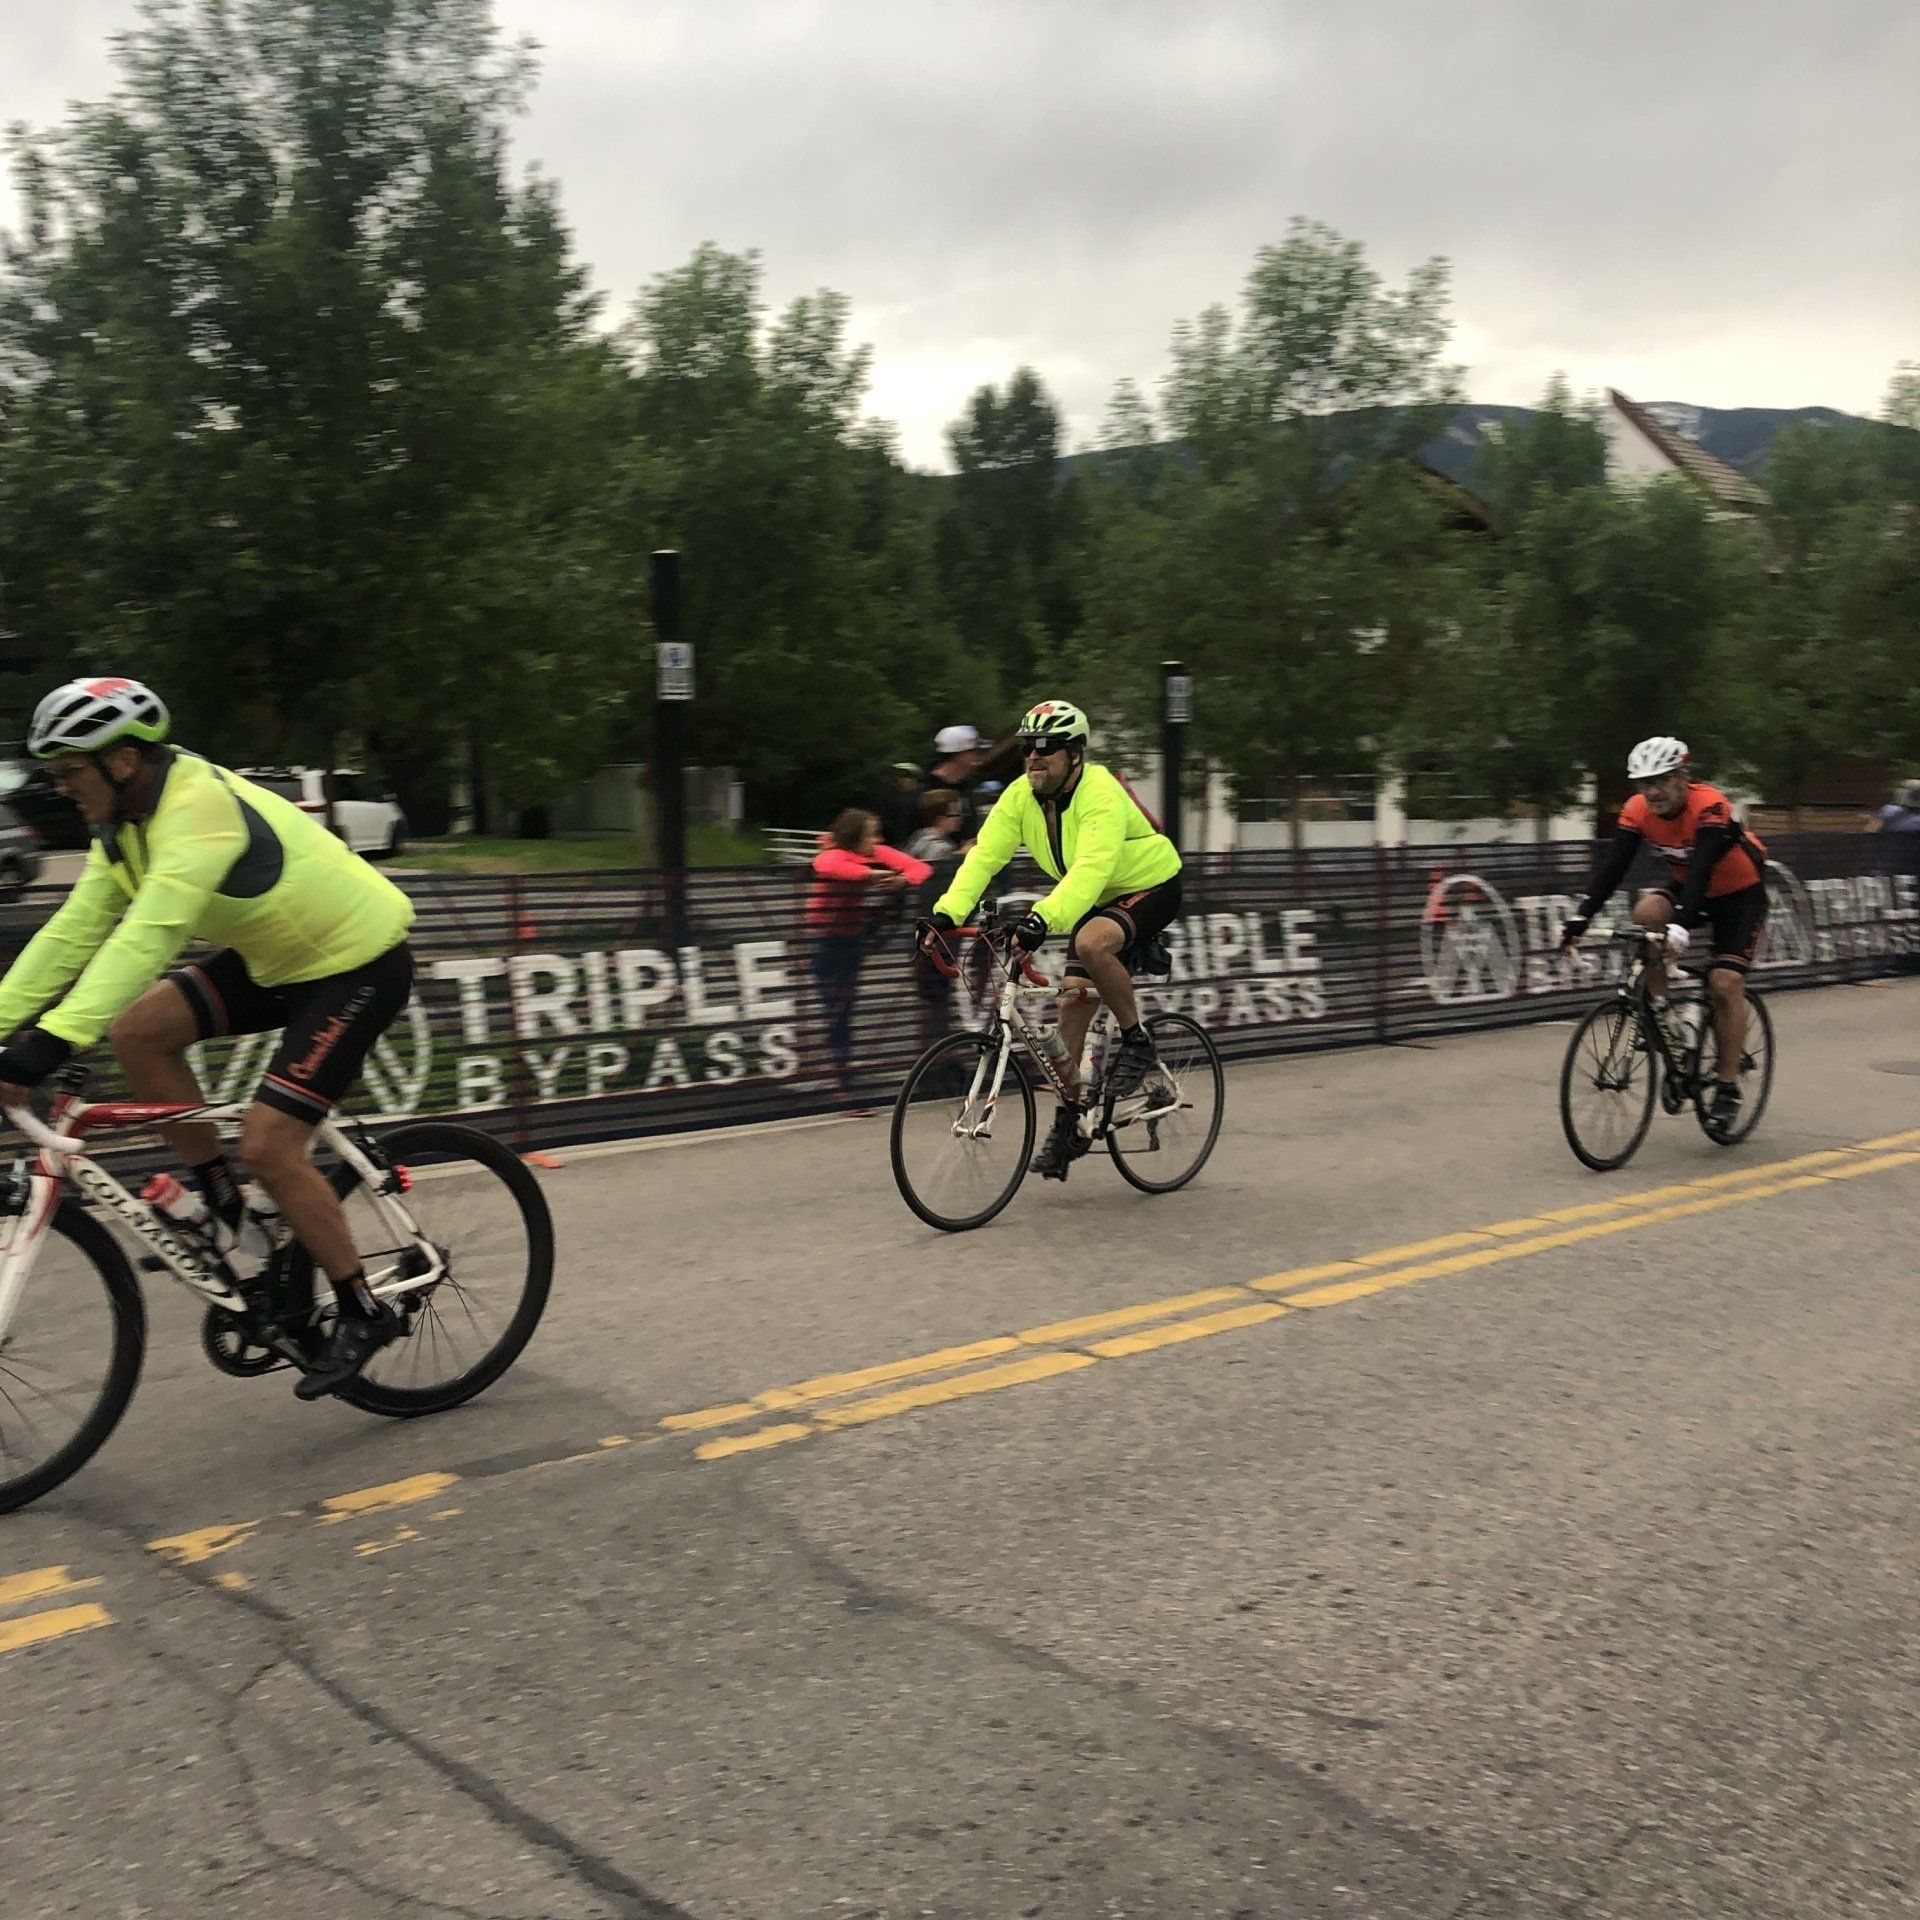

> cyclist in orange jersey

[{"left": 1560, "top": 736, "right": 1768, "bottom": 1133}]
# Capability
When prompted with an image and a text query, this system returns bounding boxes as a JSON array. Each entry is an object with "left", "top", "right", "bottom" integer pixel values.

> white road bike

[
  {"left": 890, "top": 917, "right": 1225, "bottom": 1232},
  {"left": 0, "top": 1068, "right": 551, "bottom": 1513}
]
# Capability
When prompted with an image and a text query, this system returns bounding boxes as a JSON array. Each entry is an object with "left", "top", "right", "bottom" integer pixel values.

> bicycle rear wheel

[
  {"left": 1559, "top": 999, "right": 1658, "bottom": 1171},
  {"left": 289, "top": 1121, "right": 553, "bottom": 1417},
  {"left": 0, "top": 1201, "right": 146, "bottom": 1513},
  {"left": 1107, "top": 1012, "right": 1225, "bottom": 1194},
  {"left": 1692, "top": 988, "right": 1775, "bottom": 1146},
  {"left": 891, "top": 1032, "right": 1035, "bottom": 1232}
]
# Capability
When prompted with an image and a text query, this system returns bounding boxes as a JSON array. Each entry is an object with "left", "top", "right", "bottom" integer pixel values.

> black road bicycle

[{"left": 1558, "top": 931, "right": 1775, "bottom": 1171}]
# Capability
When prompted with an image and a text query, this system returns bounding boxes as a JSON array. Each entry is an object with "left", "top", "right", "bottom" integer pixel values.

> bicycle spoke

[
  {"left": 1106, "top": 1013, "right": 1224, "bottom": 1193},
  {"left": 1561, "top": 1001, "right": 1657, "bottom": 1170},
  {"left": 891, "top": 1034, "right": 1034, "bottom": 1231},
  {"left": 0, "top": 1219, "right": 133, "bottom": 1511},
  {"left": 310, "top": 1125, "right": 549, "bottom": 1411}
]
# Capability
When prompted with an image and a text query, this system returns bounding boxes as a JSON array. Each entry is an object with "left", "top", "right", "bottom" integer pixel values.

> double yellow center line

[
  {"left": 0, "top": 1563, "right": 111, "bottom": 1655},
  {"left": 666, "top": 1128, "right": 1920, "bottom": 1463}
]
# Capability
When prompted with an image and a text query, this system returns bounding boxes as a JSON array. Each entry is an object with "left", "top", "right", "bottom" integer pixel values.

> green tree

[
  {"left": 0, "top": 0, "right": 637, "bottom": 810},
  {"left": 1715, "top": 395, "right": 1919, "bottom": 812},
  {"left": 1079, "top": 220, "right": 1464, "bottom": 842},
  {"left": 935, "top": 367, "right": 1083, "bottom": 692},
  {"left": 624, "top": 245, "right": 974, "bottom": 821}
]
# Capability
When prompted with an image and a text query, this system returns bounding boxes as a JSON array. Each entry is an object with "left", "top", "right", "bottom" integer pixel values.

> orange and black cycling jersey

[{"left": 1577, "top": 782, "right": 1768, "bottom": 928}]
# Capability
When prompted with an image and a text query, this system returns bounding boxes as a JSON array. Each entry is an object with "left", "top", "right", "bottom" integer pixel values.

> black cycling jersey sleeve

[
  {"left": 1576, "top": 826, "right": 1643, "bottom": 919},
  {"left": 1674, "top": 822, "right": 1739, "bottom": 929}
]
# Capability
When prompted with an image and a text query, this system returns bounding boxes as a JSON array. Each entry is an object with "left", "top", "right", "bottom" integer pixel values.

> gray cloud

[{"left": 6, "top": 0, "right": 1915, "bottom": 464}]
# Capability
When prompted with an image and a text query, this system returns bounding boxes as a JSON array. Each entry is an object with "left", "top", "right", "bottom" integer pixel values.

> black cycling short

[
  {"left": 169, "top": 943, "right": 415, "bottom": 1123},
  {"left": 1065, "top": 875, "right": 1184, "bottom": 977},
  {"left": 1643, "top": 882, "right": 1768, "bottom": 975}
]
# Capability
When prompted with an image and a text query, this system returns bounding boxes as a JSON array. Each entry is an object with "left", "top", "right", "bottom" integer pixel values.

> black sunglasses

[{"left": 1019, "top": 736, "right": 1068, "bottom": 757}]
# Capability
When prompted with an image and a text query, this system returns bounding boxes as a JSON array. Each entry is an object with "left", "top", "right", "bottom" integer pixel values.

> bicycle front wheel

[
  {"left": 1559, "top": 999, "right": 1658, "bottom": 1171},
  {"left": 290, "top": 1121, "right": 553, "bottom": 1418},
  {"left": 891, "top": 1032, "right": 1036, "bottom": 1232},
  {"left": 1692, "top": 988, "right": 1775, "bottom": 1146},
  {"left": 1107, "top": 1012, "right": 1225, "bottom": 1194},
  {"left": 0, "top": 1200, "right": 146, "bottom": 1514}
]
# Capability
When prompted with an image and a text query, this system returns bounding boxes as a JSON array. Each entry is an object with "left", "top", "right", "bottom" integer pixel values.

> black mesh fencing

[{"left": 5, "top": 832, "right": 1915, "bottom": 1154}]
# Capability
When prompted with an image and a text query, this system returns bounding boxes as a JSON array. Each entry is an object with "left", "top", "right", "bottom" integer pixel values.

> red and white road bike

[{"left": 0, "top": 1069, "right": 551, "bottom": 1513}]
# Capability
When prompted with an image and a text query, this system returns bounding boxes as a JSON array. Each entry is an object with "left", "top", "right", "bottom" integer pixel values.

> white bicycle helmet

[
  {"left": 1626, "top": 735, "right": 1688, "bottom": 780},
  {"left": 28, "top": 676, "right": 170, "bottom": 758}
]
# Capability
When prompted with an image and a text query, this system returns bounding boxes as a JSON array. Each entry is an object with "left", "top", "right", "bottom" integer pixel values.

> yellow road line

[
  {"left": 660, "top": 1335, "right": 1024, "bottom": 1432},
  {"left": 149, "top": 1520, "right": 264, "bottom": 1567},
  {"left": 0, "top": 1603, "right": 111, "bottom": 1655},
  {"left": 1018, "top": 1288, "right": 1247, "bottom": 1345},
  {"left": 0, "top": 1565, "right": 102, "bottom": 1609},
  {"left": 317, "top": 1472, "right": 460, "bottom": 1525},
  {"left": 812, "top": 1351, "right": 1097, "bottom": 1430},
  {"left": 660, "top": 1135, "right": 1915, "bottom": 1440},
  {"left": 691, "top": 1133, "right": 1920, "bottom": 1462},
  {"left": 1088, "top": 1300, "right": 1289, "bottom": 1359},
  {"left": 696, "top": 1423, "right": 814, "bottom": 1462}
]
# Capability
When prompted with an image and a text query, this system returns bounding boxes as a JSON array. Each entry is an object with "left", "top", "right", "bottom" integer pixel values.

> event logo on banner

[
  {"left": 422, "top": 940, "right": 802, "bottom": 1113},
  {"left": 1421, "top": 875, "right": 1522, "bottom": 1005},
  {"left": 1418, "top": 857, "right": 1914, "bottom": 1008},
  {"left": 190, "top": 994, "right": 435, "bottom": 1118}
]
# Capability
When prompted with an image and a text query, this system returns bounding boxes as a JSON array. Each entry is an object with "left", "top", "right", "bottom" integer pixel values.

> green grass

[{"left": 398, "top": 828, "right": 774, "bottom": 873}]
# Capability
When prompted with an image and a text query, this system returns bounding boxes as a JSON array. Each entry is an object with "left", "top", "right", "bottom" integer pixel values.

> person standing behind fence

[
  {"left": 907, "top": 789, "right": 967, "bottom": 1053},
  {"left": 1875, "top": 778, "right": 1920, "bottom": 972},
  {"left": 808, "top": 810, "right": 931, "bottom": 1095},
  {"left": 920, "top": 724, "right": 986, "bottom": 842}
]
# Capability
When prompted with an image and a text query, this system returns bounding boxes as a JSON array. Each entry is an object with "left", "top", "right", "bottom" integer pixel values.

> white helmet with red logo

[
  {"left": 28, "top": 677, "right": 171, "bottom": 758},
  {"left": 1626, "top": 736, "right": 1688, "bottom": 780}
]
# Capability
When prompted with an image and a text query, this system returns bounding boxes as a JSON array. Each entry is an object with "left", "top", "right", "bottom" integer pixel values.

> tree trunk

[{"left": 1288, "top": 769, "right": 1306, "bottom": 855}]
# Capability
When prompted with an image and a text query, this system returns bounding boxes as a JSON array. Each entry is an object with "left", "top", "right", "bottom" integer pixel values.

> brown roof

[{"left": 1607, "top": 390, "right": 1769, "bottom": 510}]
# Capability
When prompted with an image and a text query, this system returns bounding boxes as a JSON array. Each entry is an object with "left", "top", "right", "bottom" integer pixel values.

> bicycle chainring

[{"left": 201, "top": 1306, "right": 295, "bottom": 1378}]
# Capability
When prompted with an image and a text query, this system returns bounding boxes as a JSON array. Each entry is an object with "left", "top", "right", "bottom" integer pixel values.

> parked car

[
  {"left": 238, "top": 767, "right": 408, "bottom": 857},
  {"left": 0, "top": 801, "right": 45, "bottom": 898},
  {"left": 0, "top": 762, "right": 87, "bottom": 851}
]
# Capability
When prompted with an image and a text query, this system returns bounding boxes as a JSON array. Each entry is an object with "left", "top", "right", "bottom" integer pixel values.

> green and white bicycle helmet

[
  {"left": 29, "top": 676, "right": 171, "bottom": 758},
  {"left": 1018, "top": 700, "right": 1090, "bottom": 749}
]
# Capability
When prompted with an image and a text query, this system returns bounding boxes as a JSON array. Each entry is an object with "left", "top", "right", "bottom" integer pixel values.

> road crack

[
  {"left": 738, "top": 1485, "right": 1482, "bottom": 1884},
  {"left": 64, "top": 1500, "right": 699, "bottom": 1920}
]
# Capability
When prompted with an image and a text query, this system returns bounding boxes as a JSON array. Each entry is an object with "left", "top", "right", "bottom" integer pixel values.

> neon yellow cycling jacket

[
  {"left": 933, "top": 763, "right": 1181, "bottom": 934},
  {"left": 0, "top": 750, "right": 414, "bottom": 1050}
]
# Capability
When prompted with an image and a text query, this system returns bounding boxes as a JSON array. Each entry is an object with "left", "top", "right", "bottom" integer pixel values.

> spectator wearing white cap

[{"left": 921, "top": 723, "right": 987, "bottom": 843}]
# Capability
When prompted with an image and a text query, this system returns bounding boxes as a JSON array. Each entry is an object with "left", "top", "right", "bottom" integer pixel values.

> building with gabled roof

[{"left": 1602, "top": 388, "right": 1769, "bottom": 514}]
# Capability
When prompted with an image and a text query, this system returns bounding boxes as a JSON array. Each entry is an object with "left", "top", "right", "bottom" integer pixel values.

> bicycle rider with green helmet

[{"left": 915, "top": 701, "right": 1183, "bottom": 1180}]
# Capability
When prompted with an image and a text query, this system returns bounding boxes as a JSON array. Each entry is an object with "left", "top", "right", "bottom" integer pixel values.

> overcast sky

[{"left": 5, "top": 0, "right": 1916, "bottom": 467}]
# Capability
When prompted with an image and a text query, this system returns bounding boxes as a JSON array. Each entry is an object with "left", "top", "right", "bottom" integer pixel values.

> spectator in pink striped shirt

[{"left": 808, "top": 810, "right": 931, "bottom": 1091}]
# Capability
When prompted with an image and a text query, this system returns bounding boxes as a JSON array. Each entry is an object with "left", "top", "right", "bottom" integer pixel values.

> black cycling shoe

[
  {"left": 1707, "top": 1081, "right": 1743, "bottom": 1135},
  {"left": 1030, "top": 1107, "right": 1090, "bottom": 1181},
  {"left": 1105, "top": 1034, "right": 1159, "bottom": 1107},
  {"left": 294, "top": 1305, "right": 403, "bottom": 1401}
]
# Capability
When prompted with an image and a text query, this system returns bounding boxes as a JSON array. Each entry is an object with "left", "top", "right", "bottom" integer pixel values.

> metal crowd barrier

[{"left": 2, "top": 835, "right": 1913, "bottom": 1156}]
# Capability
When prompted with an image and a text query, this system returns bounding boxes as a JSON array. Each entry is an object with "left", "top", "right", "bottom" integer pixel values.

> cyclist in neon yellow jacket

[
  {"left": 917, "top": 699, "right": 1182, "bottom": 1180},
  {"left": 0, "top": 677, "right": 415, "bottom": 1397}
]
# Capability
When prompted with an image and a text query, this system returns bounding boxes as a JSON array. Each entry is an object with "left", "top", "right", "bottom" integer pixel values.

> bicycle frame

[
  {"left": 1607, "top": 932, "right": 1704, "bottom": 1082},
  {"left": 927, "top": 927, "right": 1135, "bottom": 1138},
  {"left": 0, "top": 1091, "right": 442, "bottom": 1346}
]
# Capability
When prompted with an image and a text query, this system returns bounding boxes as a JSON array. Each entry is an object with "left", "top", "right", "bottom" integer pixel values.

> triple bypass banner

[{"left": 6, "top": 834, "right": 1913, "bottom": 1153}]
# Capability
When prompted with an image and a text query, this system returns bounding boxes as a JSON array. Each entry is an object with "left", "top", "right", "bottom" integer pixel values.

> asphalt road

[{"left": 3, "top": 979, "right": 1918, "bottom": 1919}]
